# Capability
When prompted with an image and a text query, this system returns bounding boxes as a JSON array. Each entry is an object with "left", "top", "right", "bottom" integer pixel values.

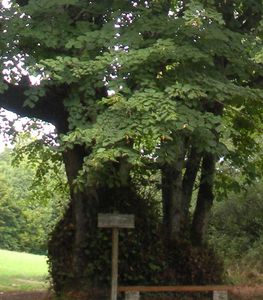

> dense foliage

[
  {"left": 1, "top": 0, "right": 263, "bottom": 296},
  {"left": 209, "top": 182, "right": 263, "bottom": 270}
]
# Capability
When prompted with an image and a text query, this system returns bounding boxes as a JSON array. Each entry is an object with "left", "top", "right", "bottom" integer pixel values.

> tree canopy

[{"left": 0, "top": 0, "right": 263, "bottom": 296}]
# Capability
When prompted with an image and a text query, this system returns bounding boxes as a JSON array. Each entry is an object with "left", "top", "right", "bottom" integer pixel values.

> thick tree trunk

[
  {"left": 190, "top": 152, "right": 216, "bottom": 245},
  {"left": 182, "top": 146, "right": 202, "bottom": 220},
  {"left": 189, "top": 101, "right": 223, "bottom": 245},
  {"left": 62, "top": 146, "right": 99, "bottom": 281},
  {"left": 161, "top": 139, "right": 202, "bottom": 242},
  {"left": 48, "top": 180, "right": 150, "bottom": 295},
  {"left": 161, "top": 136, "right": 186, "bottom": 241}
]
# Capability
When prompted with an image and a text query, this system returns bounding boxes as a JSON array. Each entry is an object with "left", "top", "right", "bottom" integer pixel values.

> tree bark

[
  {"left": 161, "top": 135, "right": 186, "bottom": 241},
  {"left": 190, "top": 152, "right": 216, "bottom": 245},
  {"left": 182, "top": 146, "right": 202, "bottom": 220},
  {"left": 62, "top": 146, "right": 99, "bottom": 280}
]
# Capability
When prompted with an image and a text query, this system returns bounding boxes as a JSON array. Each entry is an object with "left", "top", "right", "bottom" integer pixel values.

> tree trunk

[
  {"left": 161, "top": 136, "right": 186, "bottom": 241},
  {"left": 191, "top": 152, "right": 216, "bottom": 245},
  {"left": 162, "top": 144, "right": 202, "bottom": 242},
  {"left": 62, "top": 146, "right": 99, "bottom": 281},
  {"left": 48, "top": 144, "right": 142, "bottom": 294},
  {"left": 182, "top": 146, "right": 202, "bottom": 220}
]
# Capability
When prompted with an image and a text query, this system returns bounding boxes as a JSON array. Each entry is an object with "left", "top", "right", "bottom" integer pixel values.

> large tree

[{"left": 1, "top": 0, "right": 263, "bottom": 296}]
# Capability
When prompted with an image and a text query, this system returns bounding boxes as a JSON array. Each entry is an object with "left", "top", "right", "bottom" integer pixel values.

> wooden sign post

[{"left": 98, "top": 213, "right": 135, "bottom": 300}]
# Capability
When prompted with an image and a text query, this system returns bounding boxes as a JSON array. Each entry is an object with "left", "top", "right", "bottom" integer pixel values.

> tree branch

[
  {"left": 0, "top": 81, "right": 69, "bottom": 133},
  {"left": 15, "top": 0, "right": 28, "bottom": 6}
]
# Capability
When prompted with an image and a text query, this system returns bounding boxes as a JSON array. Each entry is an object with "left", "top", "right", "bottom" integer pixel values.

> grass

[{"left": 0, "top": 249, "right": 49, "bottom": 291}]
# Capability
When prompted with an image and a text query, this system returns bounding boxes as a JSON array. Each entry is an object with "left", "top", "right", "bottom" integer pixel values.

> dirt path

[
  {"left": 229, "top": 285, "right": 263, "bottom": 299},
  {"left": 0, "top": 291, "right": 51, "bottom": 300},
  {"left": 0, "top": 286, "right": 263, "bottom": 300}
]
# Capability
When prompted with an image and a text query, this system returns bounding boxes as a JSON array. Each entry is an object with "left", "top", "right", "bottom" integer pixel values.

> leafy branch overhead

[{"left": 1, "top": 0, "right": 263, "bottom": 197}]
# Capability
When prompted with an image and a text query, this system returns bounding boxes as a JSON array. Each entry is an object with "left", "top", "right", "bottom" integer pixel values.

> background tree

[
  {"left": 0, "top": 146, "right": 68, "bottom": 254},
  {"left": 209, "top": 181, "right": 263, "bottom": 284},
  {"left": 0, "top": 0, "right": 263, "bottom": 296}
]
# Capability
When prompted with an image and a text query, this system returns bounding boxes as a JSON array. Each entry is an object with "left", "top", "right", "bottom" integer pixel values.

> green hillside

[{"left": 0, "top": 249, "right": 48, "bottom": 291}]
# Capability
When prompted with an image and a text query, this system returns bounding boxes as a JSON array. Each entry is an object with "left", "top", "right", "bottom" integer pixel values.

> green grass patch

[{"left": 0, "top": 249, "right": 49, "bottom": 291}]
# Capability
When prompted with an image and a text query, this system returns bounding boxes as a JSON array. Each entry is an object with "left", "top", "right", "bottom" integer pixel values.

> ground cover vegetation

[{"left": 0, "top": 0, "right": 263, "bottom": 298}]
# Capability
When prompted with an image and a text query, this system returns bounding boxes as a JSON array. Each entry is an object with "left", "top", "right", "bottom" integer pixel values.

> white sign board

[{"left": 98, "top": 213, "right": 135, "bottom": 228}]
